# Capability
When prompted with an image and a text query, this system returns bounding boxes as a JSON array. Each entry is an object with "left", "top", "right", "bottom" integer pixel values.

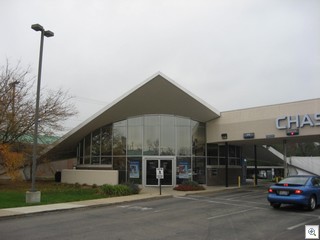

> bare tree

[
  {"left": 0, "top": 59, "right": 77, "bottom": 144},
  {"left": 0, "top": 59, "right": 78, "bottom": 179}
]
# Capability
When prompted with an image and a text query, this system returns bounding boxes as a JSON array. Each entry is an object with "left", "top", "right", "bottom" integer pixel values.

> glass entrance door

[
  {"left": 146, "top": 160, "right": 158, "bottom": 185},
  {"left": 160, "top": 159, "right": 172, "bottom": 185},
  {"left": 145, "top": 159, "right": 173, "bottom": 186}
]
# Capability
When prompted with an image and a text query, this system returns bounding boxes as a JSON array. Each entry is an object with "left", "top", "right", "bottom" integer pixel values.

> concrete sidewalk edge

[{"left": 0, "top": 185, "right": 258, "bottom": 220}]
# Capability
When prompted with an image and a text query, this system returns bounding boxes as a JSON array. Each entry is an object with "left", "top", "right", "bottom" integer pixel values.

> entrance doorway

[{"left": 143, "top": 157, "right": 175, "bottom": 186}]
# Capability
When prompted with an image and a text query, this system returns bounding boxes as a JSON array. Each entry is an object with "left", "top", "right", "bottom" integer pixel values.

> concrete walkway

[{"left": 0, "top": 186, "right": 235, "bottom": 219}]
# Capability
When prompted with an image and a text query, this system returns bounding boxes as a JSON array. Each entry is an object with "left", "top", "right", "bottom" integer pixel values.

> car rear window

[{"left": 278, "top": 177, "right": 309, "bottom": 185}]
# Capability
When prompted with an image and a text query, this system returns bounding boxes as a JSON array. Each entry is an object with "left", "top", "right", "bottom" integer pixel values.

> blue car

[{"left": 267, "top": 175, "right": 320, "bottom": 211}]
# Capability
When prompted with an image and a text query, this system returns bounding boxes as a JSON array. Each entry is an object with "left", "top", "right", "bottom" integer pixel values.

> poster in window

[
  {"left": 130, "top": 161, "right": 140, "bottom": 178},
  {"left": 178, "top": 161, "right": 189, "bottom": 179}
]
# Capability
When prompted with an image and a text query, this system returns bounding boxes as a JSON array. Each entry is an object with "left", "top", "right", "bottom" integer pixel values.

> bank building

[{"left": 42, "top": 73, "right": 320, "bottom": 187}]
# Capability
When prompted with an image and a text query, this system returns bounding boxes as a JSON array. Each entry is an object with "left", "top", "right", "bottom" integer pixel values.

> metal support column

[
  {"left": 283, "top": 140, "right": 287, "bottom": 177},
  {"left": 254, "top": 145, "right": 258, "bottom": 186},
  {"left": 225, "top": 142, "right": 229, "bottom": 187}
]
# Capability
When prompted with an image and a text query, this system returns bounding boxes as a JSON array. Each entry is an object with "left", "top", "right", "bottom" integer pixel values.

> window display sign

[
  {"left": 129, "top": 161, "right": 140, "bottom": 178},
  {"left": 178, "top": 161, "right": 189, "bottom": 179}
]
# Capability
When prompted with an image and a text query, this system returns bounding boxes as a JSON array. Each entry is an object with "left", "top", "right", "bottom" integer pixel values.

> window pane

[
  {"left": 143, "top": 116, "right": 160, "bottom": 155},
  {"left": 177, "top": 126, "right": 191, "bottom": 156},
  {"left": 193, "top": 157, "right": 206, "bottom": 184},
  {"left": 91, "top": 157, "right": 100, "bottom": 165},
  {"left": 101, "top": 125, "right": 112, "bottom": 156},
  {"left": 207, "top": 144, "right": 218, "bottom": 156},
  {"left": 113, "top": 120, "right": 127, "bottom": 155},
  {"left": 219, "top": 157, "right": 226, "bottom": 165},
  {"left": 176, "top": 117, "right": 190, "bottom": 126},
  {"left": 84, "top": 134, "right": 91, "bottom": 164},
  {"left": 101, "top": 157, "right": 112, "bottom": 165},
  {"left": 128, "top": 117, "right": 142, "bottom": 126},
  {"left": 114, "top": 120, "right": 126, "bottom": 127},
  {"left": 92, "top": 129, "right": 101, "bottom": 160},
  {"left": 235, "top": 146, "right": 240, "bottom": 158},
  {"left": 144, "top": 127, "right": 159, "bottom": 155},
  {"left": 207, "top": 157, "right": 219, "bottom": 165},
  {"left": 78, "top": 141, "right": 84, "bottom": 164},
  {"left": 219, "top": 145, "right": 226, "bottom": 157},
  {"left": 229, "top": 145, "right": 236, "bottom": 157},
  {"left": 128, "top": 117, "right": 142, "bottom": 156},
  {"left": 192, "top": 122, "right": 205, "bottom": 156},
  {"left": 144, "top": 115, "right": 160, "bottom": 126},
  {"left": 113, "top": 156, "right": 127, "bottom": 184},
  {"left": 229, "top": 158, "right": 240, "bottom": 166},
  {"left": 160, "top": 115, "right": 175, "bottom": 155}
]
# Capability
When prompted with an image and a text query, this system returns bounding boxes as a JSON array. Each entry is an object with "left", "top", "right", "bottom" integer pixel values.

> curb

[
  {"left": 0, "top": 194, "right": 172, "bottom": 220},
  {"left": 0, "top": 185, "right": 267, "bottom": 220}
]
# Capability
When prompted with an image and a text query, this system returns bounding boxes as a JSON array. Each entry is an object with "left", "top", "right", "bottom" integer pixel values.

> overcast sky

[{"left": 1, "top": 0, "right": 319, "bottom": 134}]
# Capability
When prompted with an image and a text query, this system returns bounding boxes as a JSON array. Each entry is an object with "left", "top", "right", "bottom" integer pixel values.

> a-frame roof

[{"left": 43, "top": 72, "right": 220, "bottom": 159}]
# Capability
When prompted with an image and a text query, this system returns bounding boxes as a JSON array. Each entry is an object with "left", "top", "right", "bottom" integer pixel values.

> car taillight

[
  {"left": 294, "top": 189, "right": 303, "bottom": 194},
  {"left": 268, "top": 188, "right": 274, "bottom": 193}
]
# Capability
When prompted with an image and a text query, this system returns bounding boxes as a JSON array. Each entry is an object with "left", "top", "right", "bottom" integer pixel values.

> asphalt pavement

[
  {"left": 3, "top": 182, "right": 311, "bottom": 240},
  {"left": 0, "top": 185, "right": 240, "bottom": 219}
]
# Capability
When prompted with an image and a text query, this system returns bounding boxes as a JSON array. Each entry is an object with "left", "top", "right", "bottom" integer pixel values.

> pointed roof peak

[{"left": 42, "top": 73, "right": 220, "bottom": 158}]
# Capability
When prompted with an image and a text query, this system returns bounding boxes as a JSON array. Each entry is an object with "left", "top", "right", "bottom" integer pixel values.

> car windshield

[{"left": 278, "top": 176, "right": 309, "bottom": 185}]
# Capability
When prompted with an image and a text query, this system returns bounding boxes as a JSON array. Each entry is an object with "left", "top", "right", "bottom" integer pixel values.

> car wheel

[
  {"left": 271, "top": 203, "right": 281, "bottom": 209},
  {"left": 308, "top": 196, "right": 317, "bottom": 211}
]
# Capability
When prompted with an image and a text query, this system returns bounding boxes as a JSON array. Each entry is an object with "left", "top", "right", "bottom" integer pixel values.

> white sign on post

[{"left": 156, "top": 168, "right": 164, "bottom": 179}]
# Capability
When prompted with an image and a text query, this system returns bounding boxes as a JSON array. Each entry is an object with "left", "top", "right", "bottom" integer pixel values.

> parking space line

[
  {"left": 287, "top": 216, "right": 320, "bottom": 230},
  {"left": 215, "top": 197, "right": 268, "bottom": 206},
  {"left": 154, "top": 208, "right": 170, "bottom": 213},
  {"left": 225, "top": 192, "right": 267, "bottom": 200},
  {"left": 117, "top": 205, "right": 153, "bottom": 211},
  {"left": 118, "top": 205, "right": 131, "bottom": 208},
  {"left": 191, "top": 195, "right": 268, "bottom": 207},
  {"left": 175, "top": 196, "right": 266, "bottom": 209},
  {"left": 207, "top": 208, "right": 259, "bottom": 220},
  {"left": 226, "top": 193, "right": 259, "bottom": 200},
  {"left": 177, "top": 193, "right": 320, "bottom": 234}
]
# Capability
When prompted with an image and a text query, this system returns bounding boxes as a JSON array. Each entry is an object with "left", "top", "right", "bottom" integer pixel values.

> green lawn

[{"left": 0, "top": 180, "right": 107, "bottom": 209}]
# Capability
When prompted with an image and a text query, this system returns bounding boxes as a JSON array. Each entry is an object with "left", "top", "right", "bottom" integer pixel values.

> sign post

[{"left": 156, "top": 168, "right": 164, "bottom": 195}]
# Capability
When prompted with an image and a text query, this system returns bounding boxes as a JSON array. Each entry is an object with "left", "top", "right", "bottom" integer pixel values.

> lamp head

[
  {"left": 31, "top": 24, "right": 44, "bottom": 32},
  {"left": 44, "top": 30, "right": 54, "bottom": 37}
]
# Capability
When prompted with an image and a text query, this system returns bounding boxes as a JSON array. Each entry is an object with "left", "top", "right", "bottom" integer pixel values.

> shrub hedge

[
  {"left": 173, "top": 180, "right": 205, "bottom": 191},
  {"left": 99, "top": 183, "right": 141, "bottom": 196}
]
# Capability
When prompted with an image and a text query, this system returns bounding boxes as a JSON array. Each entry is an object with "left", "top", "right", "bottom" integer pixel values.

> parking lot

[
  {"left": 1, "top": 186, "right": 320, "bottom": 239},
  {"left": 180, "top": 187, "right": 320, "bottom": 239}
]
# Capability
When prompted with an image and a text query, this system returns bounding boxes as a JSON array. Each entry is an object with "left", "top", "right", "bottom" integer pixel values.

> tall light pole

[{"left": 26, "top": 24, "right": 54, "bottom": 203}]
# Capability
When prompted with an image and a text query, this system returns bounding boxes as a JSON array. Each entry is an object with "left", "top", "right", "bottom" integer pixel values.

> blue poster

[
  {"left": 178, "top": 161, "right": 189, "bottom": 179},
  {"left": 130, "top": 161, "right": 140, "bottom": 178}
]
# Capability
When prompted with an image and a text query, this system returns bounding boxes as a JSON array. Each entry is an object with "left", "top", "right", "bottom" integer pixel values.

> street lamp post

[{"left": 26, "top": 24, "right": 54, "bottom": 203}]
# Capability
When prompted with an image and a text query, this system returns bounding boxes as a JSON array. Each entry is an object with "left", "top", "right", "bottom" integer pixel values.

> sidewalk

[{"left": 0, "top": 185, "right": 234, "bottom": 219}]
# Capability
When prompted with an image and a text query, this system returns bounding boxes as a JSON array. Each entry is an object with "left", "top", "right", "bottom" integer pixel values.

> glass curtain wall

[
  {"left": 160, "top": 116, "right": 175, "bottom": 155},
  {"left": 77, "top": 115, "right": 206, "bottom": 185},
  {"left": 192, "top": 122, "right": 206, "bottom": 184},
  {"left": 91, "top": 129, "right": 101, "bottom": 165},
  {"left": 143, "top": 116, "right": 160, "bottom": 155},
  {"left": 101, "top": 125, "right": 112, "bottom": 165}
]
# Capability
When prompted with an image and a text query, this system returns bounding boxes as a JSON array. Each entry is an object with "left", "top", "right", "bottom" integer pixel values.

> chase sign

[{"left": 276, "top": 113, "right": 320, "bottom": 130}]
